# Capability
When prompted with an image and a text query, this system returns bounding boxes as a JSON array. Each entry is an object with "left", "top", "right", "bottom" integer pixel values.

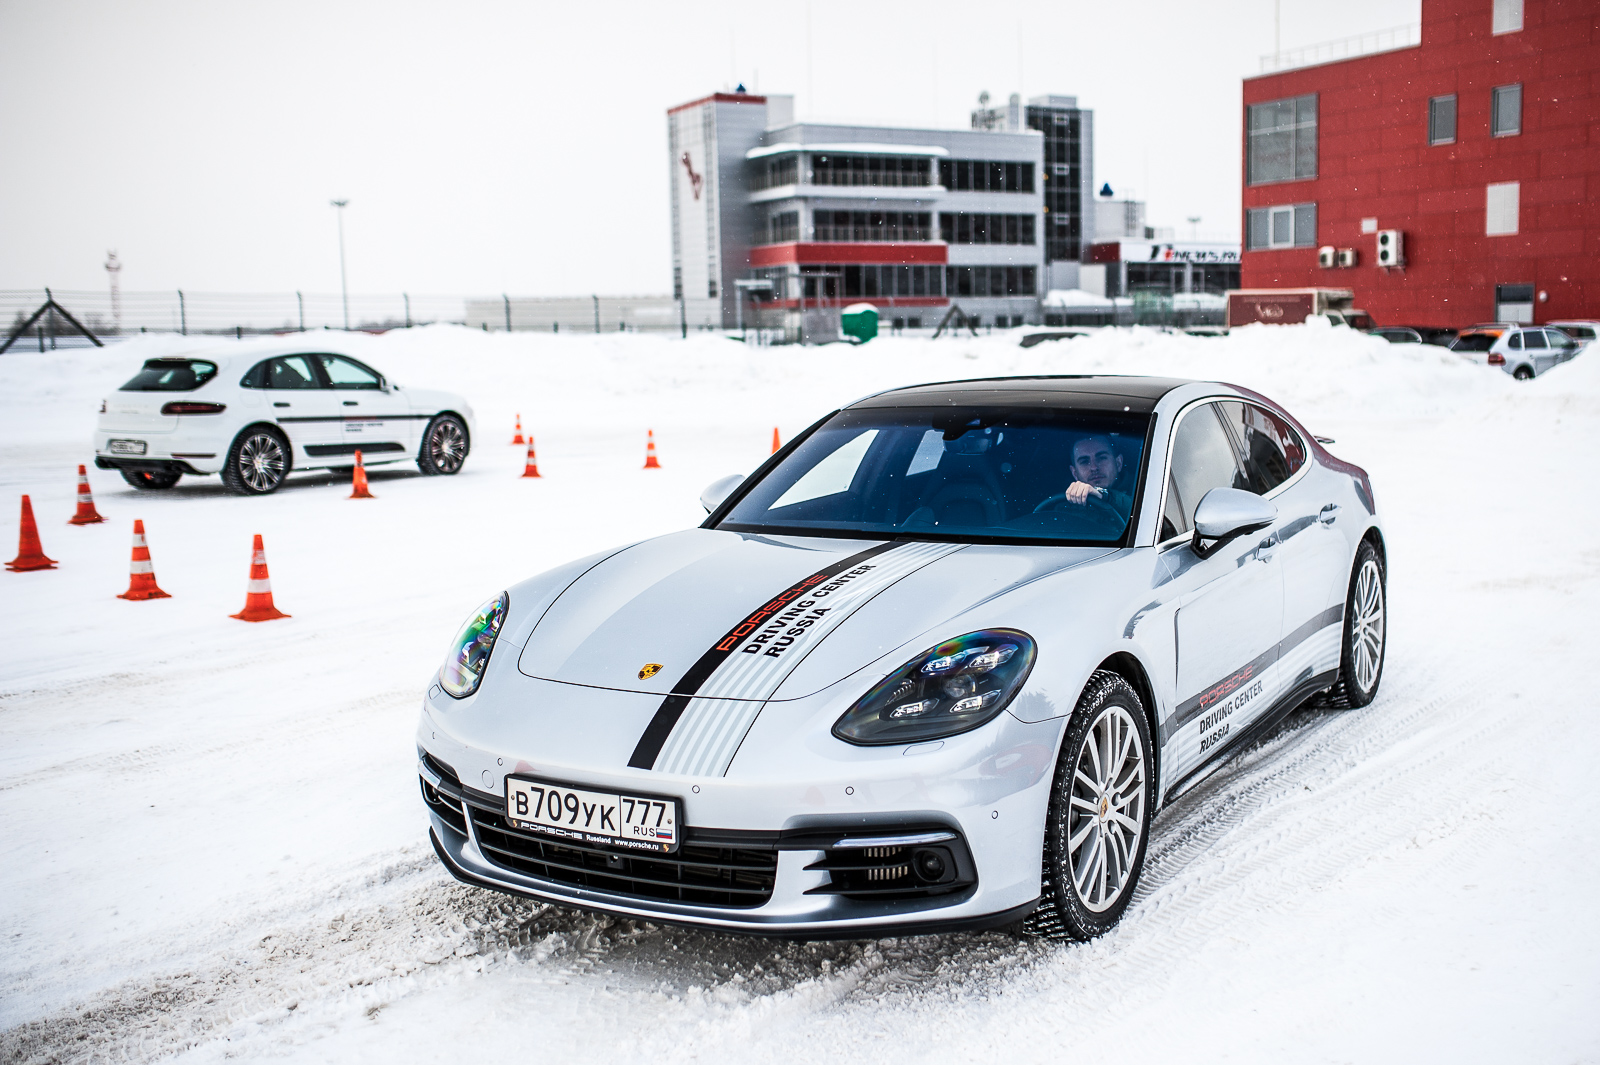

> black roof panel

[{"left": 849, "top": 375, "right": 1192, "bottom": 414}]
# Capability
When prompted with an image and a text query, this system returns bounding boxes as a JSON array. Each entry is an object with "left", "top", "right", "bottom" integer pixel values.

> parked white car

[
  {"left": 1449, "top": 324, "right": 1582, "bottom": 380},
  {"left": 94, "top": 343, "right": 475, "bottom": 494}
]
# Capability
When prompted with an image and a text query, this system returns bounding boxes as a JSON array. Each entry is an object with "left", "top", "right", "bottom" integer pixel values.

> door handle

[
  {"left": 1255, "top": 535, "right": 1278, "bottom": 563},
  {"left": 343, "top": 401, "right": 358, "bottom": 406},
  {"left": 273, "top": 402, "right": 290, "bottom": 408},
  {"left": 1318, "top": 504, "right": 1340, "bottom": 525}
]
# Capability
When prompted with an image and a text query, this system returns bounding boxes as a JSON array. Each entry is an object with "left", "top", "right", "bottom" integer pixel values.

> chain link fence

[{"left": 1, "top": 290, "right": 682, "bottom": 351}]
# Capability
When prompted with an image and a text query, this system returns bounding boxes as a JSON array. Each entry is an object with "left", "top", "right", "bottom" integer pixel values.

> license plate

[
  {"left": 108, "top": 439, "right": 147, "bottom": 455},
  {"left": 505, "top": 776, "right": 680, "bottom": 853}
]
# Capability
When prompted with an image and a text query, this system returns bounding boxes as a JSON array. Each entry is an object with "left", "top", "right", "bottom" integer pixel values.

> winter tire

[
  {"left": 418, "top": 413, "right": 469, "bottom": 476},
  {"left": 1328, "top": 540, "right": 1386, "bottom": 708},
  {"left": 1513, "top": 366, "right": 1533, "bottom": 380},
  {"left": 223, "top": 426, "right": 290, "bottom": 496},
  {"left": 120, "top": 469, "right": 181, "bottom": 490},
  {"left": 1023, "top": 671, "right": 1154, "bottom": 941}
]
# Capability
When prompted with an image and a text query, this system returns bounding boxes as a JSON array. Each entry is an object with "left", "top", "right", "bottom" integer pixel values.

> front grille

[{"left": 468, "top": 805, "right": 778, "bottom": 908}]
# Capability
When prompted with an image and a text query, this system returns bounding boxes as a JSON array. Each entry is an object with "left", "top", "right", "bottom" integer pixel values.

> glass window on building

[
  {"left": 1245, "top": 203, "right": 1317, "bottom": 250},
  {"left": 1492, "top": 84, "right": 1522, "bottom": 137},
  {"left": 1247, "top": 94, "right": 1317, "bottom": 185},
  {"left": 1429, "top": 95, "right": 1457, "bottom": 145}
]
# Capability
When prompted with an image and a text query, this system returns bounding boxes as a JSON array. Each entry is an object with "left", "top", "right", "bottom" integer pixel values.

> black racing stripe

[
  {"left": 1161, "top": 603, "right": 1345, "bottom": 744},
  {"left": 626, "top": 541, "right": 902, "bottom": 770}
]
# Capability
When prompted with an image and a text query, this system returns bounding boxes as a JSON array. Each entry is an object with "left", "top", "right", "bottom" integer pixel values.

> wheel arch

[
  {"left": 432, "top": 410, "right": 472, "bottom": 441},
  {"left": 1089, "top": 649, "right": 1161, "bottom": 799},
  {"left": 232, "top": 420, "right": 293, "bottom": 463}
]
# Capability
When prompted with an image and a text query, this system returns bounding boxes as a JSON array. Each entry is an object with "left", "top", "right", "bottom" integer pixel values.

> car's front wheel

[
  {"left": 223, "top": 427, "right": 290, "bottom": 495},
  {"left": 120, "top": 469, "right": 181, "bottom": 490},
  {"left": 418, "top": 413, "right": 469, "bottom": 476},
  {"left": 1023, "top": 671, "right": 1154, "bottom": 941}
]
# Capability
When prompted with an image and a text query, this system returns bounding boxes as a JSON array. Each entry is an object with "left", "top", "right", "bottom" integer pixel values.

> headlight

[
  {"left": 438, "top": 592, "right": 508, "bottom": 699},
  {"left": 832, "top": 629, "right": 1037, "bottom": 746}
]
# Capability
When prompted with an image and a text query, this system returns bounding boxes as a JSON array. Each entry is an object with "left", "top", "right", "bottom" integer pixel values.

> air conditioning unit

[
  {"left": 1338, "top": 248, "right": 1358, "bottom": 268},
  {"left": 1376, "top": 229, "right": 1405, "bottom": 267},
  {"left": 1317, "top": 246, "right": 1336, "bottom": 268}
]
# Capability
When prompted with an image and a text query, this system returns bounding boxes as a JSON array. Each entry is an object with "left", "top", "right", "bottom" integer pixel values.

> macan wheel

[
  {"left": 120, "top": 469, "right": 182, "bottom": 490},
  {"left": 1330, "top": 540, "right": 1387, "bottom": 708},
  {"left": 1023, "top": 671, "right": 1155, "bottom": 941},
  {"left": 223, "top": 426, "right": 290, "bottom": 496},
  {"left": 418, "top": 413, "right": 470, "bottom": 476}
]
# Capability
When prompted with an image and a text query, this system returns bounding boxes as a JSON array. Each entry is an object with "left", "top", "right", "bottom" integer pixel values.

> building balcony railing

[
  {"left": 809, "top": 171, "right": 935, "bottom": 189},
  {"left": 1258, "top": 23, "right": 1420, "bottom": 74}
]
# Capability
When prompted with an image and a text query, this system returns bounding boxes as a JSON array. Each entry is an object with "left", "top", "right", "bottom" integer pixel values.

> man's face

[{"left": 1072, "top": 436, "right": 1123, "bottom": 488}]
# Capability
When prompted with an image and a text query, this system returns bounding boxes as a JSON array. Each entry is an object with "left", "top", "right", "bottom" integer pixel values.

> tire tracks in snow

[{"left": 0, "top": 644, "right": 1525, "bottom": 1064}]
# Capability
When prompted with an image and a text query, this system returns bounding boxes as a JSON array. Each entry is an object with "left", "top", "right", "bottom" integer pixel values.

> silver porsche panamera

[{"left": 418, "top": 375, "right": 1386, "bottom": 941}]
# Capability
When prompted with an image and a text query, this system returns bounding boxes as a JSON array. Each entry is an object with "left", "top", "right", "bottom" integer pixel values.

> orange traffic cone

[
  {"left": 511, "top": 414, "right": 525, "bottom": 445},
  {"left": 521, "top": 436, "right": 542, "bottom": 478},
  {"left": 771, "top": 427, "right": 782, "bottom": 454},
  {"left": 117, "top": 519, "right": 170, "bottom": 599},
  {"left": 349, "top": 450, "right": 375, "bottom": 499},
  {"left": 68, "top": 465, "right": 106, "bottom": 525},
  {"left": 231, "top": 534, "right": 290, "bottom": 622},
  {"left": 6, "top": 495, "right": 58, "bottom": 571},
  {"left": 643, "top": 429, "right": 661, "bottom": 469}
]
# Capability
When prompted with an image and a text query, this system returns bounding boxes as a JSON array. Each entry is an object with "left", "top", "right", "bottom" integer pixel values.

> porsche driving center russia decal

[{"left": 628, "top": 541, "right": 962, "bottom": 777}]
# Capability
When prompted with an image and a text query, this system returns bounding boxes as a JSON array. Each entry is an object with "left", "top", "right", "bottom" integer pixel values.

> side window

[
  {"left": 267, "top": 356, "right": 321, "bottom": 390},
  {"left": 1523, "top": 330, "right": 1546, "bottom": 350},
  {"left": 240, "top": 361, "right": 270, "bottom": 389},
  {"left": 316, "top": 355, "right": 382, "bottom": 389},
  {"left": 1161, "top": 404, "right": 1244, "bottom": 542},
  {"left": 1216, "top": 401, "right": 1306, "bottom": 494},
  {"left": 1508, "top": 333, "right": 1523, "bottom": 350}
]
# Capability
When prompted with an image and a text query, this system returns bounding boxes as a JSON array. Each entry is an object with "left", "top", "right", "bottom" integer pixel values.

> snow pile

[{"left": 1, "top": 326, "right": 1595, "bottom": 1064}]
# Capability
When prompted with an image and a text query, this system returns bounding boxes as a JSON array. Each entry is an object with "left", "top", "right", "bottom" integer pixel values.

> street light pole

[{"left": 330, "top": 199, "right": 350, "bottom": 330}]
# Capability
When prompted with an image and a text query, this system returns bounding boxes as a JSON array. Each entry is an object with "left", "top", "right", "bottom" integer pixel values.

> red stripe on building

[
  {"left": 749, "top": 242, "right": 949, "bottom": 267},
  {"left": 667, "top": 92, "right": 768, "bottom": 115}
]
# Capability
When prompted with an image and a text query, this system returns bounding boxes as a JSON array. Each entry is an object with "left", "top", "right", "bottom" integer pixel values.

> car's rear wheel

[
  {"left": 1513, "top": 365, "right": 1534, "bottom": 380},
  {"left": 120, "top": 469, "right": 181, "bottom": 490},
  {"left": 223, "top": 427, "right": 290, "bottom": 495},
  {"left": 1023, "top": 671, "right": 1154, "bottom": 941},
  {"left": 1327, "top": 540, "right": 1386, "bottom": 708},
  {"left": 418, "top": 413, "right": 469, "bottom": 476}
]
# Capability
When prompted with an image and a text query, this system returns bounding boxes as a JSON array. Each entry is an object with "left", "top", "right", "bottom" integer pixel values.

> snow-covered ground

[{"left": 2, "top": 323, "right": 1597, "bottom": 1064}]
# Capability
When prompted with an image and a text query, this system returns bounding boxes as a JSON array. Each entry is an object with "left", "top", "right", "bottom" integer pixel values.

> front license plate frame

[
  {"left": 108, "top": 439, "right": 148, "bottom": 456},
  {"left": 504, "top": 775, "right": 682, "bottom": 854}
]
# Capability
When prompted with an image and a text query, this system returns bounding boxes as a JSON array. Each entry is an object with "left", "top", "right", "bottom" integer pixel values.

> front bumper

[{"left": 422, "top": 763, "right": 1037, "bottom": 939}]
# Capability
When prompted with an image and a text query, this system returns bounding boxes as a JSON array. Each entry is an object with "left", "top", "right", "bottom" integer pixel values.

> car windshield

[
  {"left": 119, "top": 358, "right": 219, "bottom": 391},
  {"left": 715, "top": 405, "right": 1150, "bottom": 545},
  {"left": 1451, "top": 333, "right": 1498, "bottom": 353}
]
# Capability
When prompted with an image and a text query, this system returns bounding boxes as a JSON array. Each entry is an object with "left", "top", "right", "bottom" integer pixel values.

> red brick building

[{"left": 1240, "top": 0, "right": 1597, "bottom": 327}]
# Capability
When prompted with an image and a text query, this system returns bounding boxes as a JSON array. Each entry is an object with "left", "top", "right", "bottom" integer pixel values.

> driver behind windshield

[{"left": 1063, "top": 434, "right": 1132, "bottom": 514}]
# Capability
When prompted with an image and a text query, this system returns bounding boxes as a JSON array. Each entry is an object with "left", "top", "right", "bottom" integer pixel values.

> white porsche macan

[
  {"left": 419, "top": 375, "right": 1386, "bottom": 941},
  {"left": 94, "top": 342, "right": 475, "bottom": 493}
]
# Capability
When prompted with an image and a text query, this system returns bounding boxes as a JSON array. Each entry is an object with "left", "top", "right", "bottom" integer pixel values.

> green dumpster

[{"left": 840, "top": 303, "right": 879, "bottom": 344}]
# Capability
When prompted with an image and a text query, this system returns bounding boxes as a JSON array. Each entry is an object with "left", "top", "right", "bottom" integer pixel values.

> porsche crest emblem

[{"left": 638, "top": 663, "right": 663, "bottom": 680}]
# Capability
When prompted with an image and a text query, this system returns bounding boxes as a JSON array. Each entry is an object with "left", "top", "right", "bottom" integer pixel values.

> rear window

[
  {"left": 119, "top": 359, "right": 219, "bottom": 392},
  {"left": 1451, "top": 333, "right": 1498, "bottom": 353},
  {"left": 1554, "top": 325, "right": 1595, "bottom": 341}
]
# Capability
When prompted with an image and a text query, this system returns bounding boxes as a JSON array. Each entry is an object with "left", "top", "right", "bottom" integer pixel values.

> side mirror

[
  {"left": 1192, "top": 487, "right": 1275, "bottom": 553},
  {"left": 700, "top": 473, "right": 745, "bottom": 514}
]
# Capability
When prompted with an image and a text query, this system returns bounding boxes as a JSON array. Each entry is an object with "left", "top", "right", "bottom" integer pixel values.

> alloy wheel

[
  {"left": 238, "top": 433, "right": 286, "bottom": 492},
  {"left": 1351, "top": 558, "right": 1385, "bottom": 693},
  {"left": 428, "top": 419, "right": 466, "bottom": 474},
  {"left": 1067, "top": 703, "right": 1147, "bottom": 912}
]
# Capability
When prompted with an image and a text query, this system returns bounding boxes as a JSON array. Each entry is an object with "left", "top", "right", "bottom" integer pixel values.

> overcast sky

[{"left": 1, "top": 0, "right": 1417, "bottom": 298}]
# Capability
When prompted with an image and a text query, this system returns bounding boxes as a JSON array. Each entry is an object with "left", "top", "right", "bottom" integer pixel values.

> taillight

[
  {"left": 161, "top": 402, "right": 227, "bottom": 415},
  {"left": 1487, "top": 353, "right": 1505, "bottom": 365}
]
